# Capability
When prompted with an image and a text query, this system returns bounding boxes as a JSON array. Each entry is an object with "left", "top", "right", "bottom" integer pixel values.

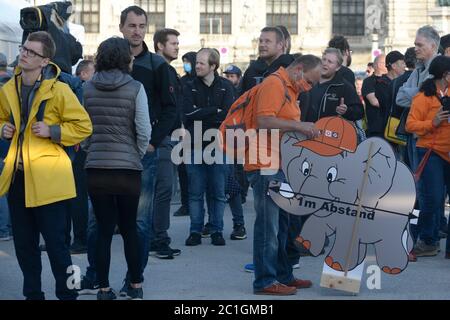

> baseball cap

[
  {"left": 295, "top": 117, "right": 358, "bottom": 156},
  {"left": 385, "top": 51, "right": 405, "bottom": 67},
  {"left": 224, "top": 65, "right": 242, "bottom": 77},
  {"left": 0, "top": 53, "right": 7, "bottom": 68}
]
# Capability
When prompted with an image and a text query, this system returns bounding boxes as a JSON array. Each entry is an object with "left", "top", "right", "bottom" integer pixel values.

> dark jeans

[
  {"left": 247, "top": 170, "right": 295, "bottom": 291},
  {"left": 416, "top": 148, "right": 450, "bottom": 246},
  {"left": 67, "top": 150, "right": 88, "bottom": 246},
  {"left": 151, "top": 137, "right": 175, "bottom": 248},
  {"left": 178, "top": 163, "right": 189, "bottom": 209},
  {"left": 90, "top": 192, "right": 143, "bottom": 288},
  {"left": 134, "top": 151, "right": 158, "bottom": 276},
  {"left": 8, "top": 171, "right": 78, "bottom": 300},
  {"left": 85, "top": 199, "right": 97, "bottom": 283}
]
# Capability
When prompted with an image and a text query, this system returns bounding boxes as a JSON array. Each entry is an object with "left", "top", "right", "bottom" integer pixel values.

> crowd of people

[{"left": 0, "top": 4, "right": 449, "bottom": 300}]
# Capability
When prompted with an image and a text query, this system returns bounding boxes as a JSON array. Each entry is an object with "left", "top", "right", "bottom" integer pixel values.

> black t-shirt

[
  {"left": 362, "top": 75, "right": 388, "bottom": 136},
  {"left": 20, "top": 84, "right": 34, "bottom": 124}
]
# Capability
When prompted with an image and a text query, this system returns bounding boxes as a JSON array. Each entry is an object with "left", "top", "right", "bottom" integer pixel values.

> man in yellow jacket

[{"left": 0, "top": 31, "right": 92, "bottom": 300}]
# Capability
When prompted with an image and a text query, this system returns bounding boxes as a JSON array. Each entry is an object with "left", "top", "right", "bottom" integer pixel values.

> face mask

[
  {"left": 295, "top": 71, "right": 312, "bottom": 93},
  {"left": 184, "top": 63, "right": 192, "bottom": 74}
]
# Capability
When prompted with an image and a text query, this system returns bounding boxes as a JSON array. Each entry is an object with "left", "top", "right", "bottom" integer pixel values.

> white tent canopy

[{"left": 0, "top": 0, "right": 30, "bottom": 65}]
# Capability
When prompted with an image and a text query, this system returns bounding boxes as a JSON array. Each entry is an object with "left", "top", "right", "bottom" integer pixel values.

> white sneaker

[{"left": 292, "top": 263, "right": 300, "bottom": 269}]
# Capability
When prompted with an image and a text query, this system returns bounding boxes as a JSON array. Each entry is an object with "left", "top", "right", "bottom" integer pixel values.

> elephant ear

[
  {"left": 330, "top": 138, "right": 397, "bottom": 208},
  {"left": 280, "top": 131, "right": 308, "bottom": 178},
  {"left": 349, "top": 137, "right": 398, "bottom": 207}
]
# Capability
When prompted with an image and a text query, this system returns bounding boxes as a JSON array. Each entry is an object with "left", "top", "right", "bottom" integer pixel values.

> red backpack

[{"left": 218, "top": 73, "right": 291, "bottom": 161}]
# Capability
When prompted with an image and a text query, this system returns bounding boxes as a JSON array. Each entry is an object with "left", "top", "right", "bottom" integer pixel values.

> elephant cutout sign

[{"left": 269, "top": 116, "right": 416, "bottom": 275}]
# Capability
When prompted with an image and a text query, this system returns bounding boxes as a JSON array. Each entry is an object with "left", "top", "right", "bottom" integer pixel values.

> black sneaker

[
  {"left": 154, "top": 245, "right": 174, "bottom": 260},
  {"left": 171, "top": 247, "right": 181, "bottom": 256},
  {"left": 185, "top": 233, "right": 202, "bottom": 246},
  {"left": 126, "top": 286, "right": 143, "bottom": 300},
  {"left": 119, "top": 278, "right": 131, "bottom": 297},
  {"left": 97, "top": 289, "right": 117, "bottom": 300},
  {"left": 230, "top": 225, "right": 247, "bottom": 240},
  {"left": 173, "top": 206, "right": 189, "bottom": 217},
  {"left": 202, "top": 223, "right": 212, "bottom": 238},
  {"left": 77, "top": 276, "right": 99, "bottom": 295},
  {"left": 70, "top": 243, "right": 88, "bottom": 255},
  {"left": 211, "top": 232, "right": 226, "bottom": 246}
]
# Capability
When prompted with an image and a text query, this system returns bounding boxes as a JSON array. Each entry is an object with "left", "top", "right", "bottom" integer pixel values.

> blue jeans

[
  {"left": 247, "top": 170, "right": 295, "bottom": 291},
  {"left": 416, "top": 148, "right": 450, "bottom": 246},
  {"left": 186, "top": 162, "right": 227, "bottom": 234},
  {"left": 229, "top": 194, "right": 244, "bottom": 226},
  {"left": 135, "top": 151, "right": 158, "bottom": 274}
]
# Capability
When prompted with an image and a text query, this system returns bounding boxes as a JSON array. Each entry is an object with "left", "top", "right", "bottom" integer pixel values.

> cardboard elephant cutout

[{"left": 269, "top": 117, "right": 416, "bottom": 275}]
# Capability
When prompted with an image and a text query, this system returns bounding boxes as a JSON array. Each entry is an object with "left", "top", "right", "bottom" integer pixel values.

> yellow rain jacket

[{"left": 0, "top": 62, "right": 92, "bottom": 207}]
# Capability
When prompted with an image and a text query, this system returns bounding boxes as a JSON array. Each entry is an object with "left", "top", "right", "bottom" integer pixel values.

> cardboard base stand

[{"left": 320, "top": 262, "right": 365, "bottom": 294}]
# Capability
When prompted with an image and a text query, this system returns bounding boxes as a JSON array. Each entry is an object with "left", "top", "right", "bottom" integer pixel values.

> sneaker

[
  {"left": 286, "top": 278, "right": 313, "bottom": 289},
  {"left": 254, "top": 283, "right": 297, "bottom": 296},
  {"left": 211, "top": 232, "right": 226, "bottom": 246},
  {"left": 126, "top": 286, "right": 143, "bottom": 300},
  {"left": 201, "top": 223, "right": 212, "bottom": 238},
  {"left": 97, "top": 289, "right": 117, "bottom": 300},
  {"left": 185, "top": 233, "right": 202, "bottom": 246},
  {"left": 173, "top": 206, "right": 189, "bottom": 217},
  {"left": 70, "top": 243, "right": 88, "bottom": 255},
  {"left": 439, "top": 231, "right": 447, "bottom": 239},
  {"left": 292, "top": 263, "right": 300, "bottom": 269},
  {"left": 412, "top": 240, "right": 439, "bottom": 257},
  {"left": 0, "top": 235, "right": 12, "bottom": 241},
  {"left": 244, "top": 263, "right": 254, "bottom": 273},
  {"left": 154, "top": 245, "right": 181, "bottom": 259},
  {"left": 77, "top": 276, "right": 99, "bottom": 295},
  {"left": 230, "top": 225, "right": 247, "bottom": 240},
  {"left": 119, "top": 278, "right": 131, "bottom": 297},
  {"left": 39, "top": 244, "right": 46, "bottom": 251}
]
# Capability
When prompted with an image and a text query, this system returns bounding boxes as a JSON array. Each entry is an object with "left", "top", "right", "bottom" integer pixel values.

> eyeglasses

[{"left": 19, "top": 45, "right": 46, "bottom": 59}]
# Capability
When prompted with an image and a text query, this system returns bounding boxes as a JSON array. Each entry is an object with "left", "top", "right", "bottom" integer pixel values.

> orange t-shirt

[
  {"left": 406, "top": 88, "right": 450, "bottom": 163},
  {"left": 244, "top": 67, "right": 301, "bottom": 172}
]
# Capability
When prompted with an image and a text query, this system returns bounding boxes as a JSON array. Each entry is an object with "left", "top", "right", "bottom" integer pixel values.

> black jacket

[
  {"left": 132, "top": 42, "right": 177, "bottom": 147},
  {"left": 300, "top": 72, "right": 364, "bottom": 123},
  {"left": 337, "top": 66, "right": 356, "bottom": 89},
  {"left": 183, "top": 74, "right": 235, "bottom": 147},
  {"left": 168, "top": 64, "right": 183, "bottom": 132},
  {"left": 240, "top": 54, "right": 294, "bottom": 95}
]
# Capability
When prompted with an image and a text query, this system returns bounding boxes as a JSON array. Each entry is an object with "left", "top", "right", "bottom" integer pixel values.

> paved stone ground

[{"left": 0, "top": 195, "right": 449, "bottom": 301}]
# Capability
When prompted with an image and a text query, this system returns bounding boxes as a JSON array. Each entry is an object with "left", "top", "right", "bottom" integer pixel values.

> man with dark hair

[
  {"left": 118, "top": 5, "right": 177, "bottom": 295},
  {"left": 328, "top": 35, "right": 356, "bottom": 87},
  {"left": 0, "top": 31, "right": 92, "bottom": 300},
  {"left": 240, "top": 27, "right": 291, "bottom": 94},
  {"left": 366, "top": 62, "right": 375, "bottom": 76},
  {"left": 276, "top": 25, "right": 291, "bottom": 54},
  {"left": 152, "top": 28, "right": 182, "bottom": 259},
  {"left": 246, "top": 55, "right": 321, "bottom": 296},
  {"left": 76, "top": 60, "right": 95, "bottom": 82},
  {"left": 182, "top": 48, "right": 235, "bottom": 247},
  {"left": 440, "top": 34, "right": 450, "bottom": 57}
]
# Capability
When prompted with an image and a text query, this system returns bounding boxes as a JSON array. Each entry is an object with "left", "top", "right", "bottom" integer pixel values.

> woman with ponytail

[{"left": 406, "top": 55, "right": 450, "bottom": 258}]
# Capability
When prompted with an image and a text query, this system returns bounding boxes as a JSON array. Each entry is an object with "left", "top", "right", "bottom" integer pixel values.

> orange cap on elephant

[{"left": 295, "top": 116, "right": 358, "bottom": 156}]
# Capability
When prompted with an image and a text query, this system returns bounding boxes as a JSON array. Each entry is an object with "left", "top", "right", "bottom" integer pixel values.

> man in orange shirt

[{"left": 245, "top": 55, "right": 322, "bottom": 296}]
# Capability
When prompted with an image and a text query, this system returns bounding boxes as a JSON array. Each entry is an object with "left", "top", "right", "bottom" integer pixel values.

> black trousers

[
  {"left": 87, "top": 169, "right": 143, "bottom": 288},
  {"left": 8, "top": 171, "right": 78, "bottom": 300}
]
